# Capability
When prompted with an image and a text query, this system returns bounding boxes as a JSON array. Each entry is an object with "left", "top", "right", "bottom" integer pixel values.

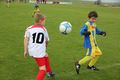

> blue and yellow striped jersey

[{"left": 80, "top": 20, "right": 102, "bottom": 48}]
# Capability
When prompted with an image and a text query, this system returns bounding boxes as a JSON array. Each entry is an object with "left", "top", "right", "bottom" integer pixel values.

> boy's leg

[
  {"left": 87, "top": 47, "right": 102, "bottom": 70},
  {"left": 45, "top": 54, "right": 55, "bottom": 77},
  {"left": 34, "top": 58, "right": 46, "bottom": 80},
  {"left": 79, "top": 56, "right": 92, "bottom": 65},
  {"left": 7, "top": 1, "right": 10, "bottom": 8},
  {"left": 87, "top": 56, "right": 100, "bottom": 71},
  {"left": 45, "top": 57, "right": 52, "bottom": 73},
  {"left": 37, "top": 66, "right": 46, "bottom": 80},
  {"left": 75, "top": 56, "right": 92, "bottom": 74},
  {"left": 75, "top": 48, "right": 92, "bottom": 74},
  {"left": 79, "top": 48, "right": 93, "bottom": 65},
  {"left": 45, "top": 0, "right": 47, "bottom": 4},
  {"left": 88, "top": 56, "right": 100, "bottom": 67},
  {"left": 32, "top": 11, "right": 35, "bottom": 17}
]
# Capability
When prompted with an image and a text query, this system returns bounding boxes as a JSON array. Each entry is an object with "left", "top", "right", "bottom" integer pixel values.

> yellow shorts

[{"left": 86, "top": 47, "right": 102, "bottom": 57}]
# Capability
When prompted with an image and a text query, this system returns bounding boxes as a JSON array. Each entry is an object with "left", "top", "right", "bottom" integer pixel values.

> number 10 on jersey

[{"left": 32, "top": 32, "right": 44, "bottom": 44}]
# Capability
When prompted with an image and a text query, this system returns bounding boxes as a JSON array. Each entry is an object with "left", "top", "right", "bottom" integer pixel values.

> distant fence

[
  {"left": 0, "top": 0, "right": 29, "bottom": 3},
  {"left": 1, "top": 0, "right": 72, "bottom": 4},
  {"left": 29, "top": 0, "right": 72, "bottom": 4}
]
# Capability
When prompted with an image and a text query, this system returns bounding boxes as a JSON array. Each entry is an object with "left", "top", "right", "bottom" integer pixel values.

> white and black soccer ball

[{"left": 59, "top": 21, "right": 72, "bottom": 35}]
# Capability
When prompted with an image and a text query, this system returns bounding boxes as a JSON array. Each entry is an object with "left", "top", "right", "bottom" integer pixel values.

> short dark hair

[
  {"left": 88, "top": 11, "right": 98, "bottom": 18},
  {"left": 35, "top": 5, "right": 39, "bottom": 8}
]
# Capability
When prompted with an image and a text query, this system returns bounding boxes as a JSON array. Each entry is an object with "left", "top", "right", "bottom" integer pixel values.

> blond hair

[{"left": 34, "top": 12, "right": 45, "bottom": 23}]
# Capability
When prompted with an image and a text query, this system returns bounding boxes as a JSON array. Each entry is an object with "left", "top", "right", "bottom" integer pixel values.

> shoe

[
  {"left": 87, "top": 66, "right": 99, "bottom": 71},
  {"left": 47, "top": 72, "right": 55, "bottom": 78},
  {"left": 75, "top": 61, "right": 81, "bottom": 74}
]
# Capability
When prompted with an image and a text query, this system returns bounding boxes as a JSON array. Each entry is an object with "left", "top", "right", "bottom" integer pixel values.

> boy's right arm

[
  {"left": 24, "top": 29, "right": 30, "bottom": 58},
  {"left": 24, "top": 36, "right": 28, "bottom": 58},
  {"left": 80, "top": 25, "right": 91, "bottom": 36}
]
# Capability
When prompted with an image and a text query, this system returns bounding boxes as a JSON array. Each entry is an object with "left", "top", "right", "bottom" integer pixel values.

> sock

[
  {"left": 45, "top": 57, "right": 52, "bottom": 73},
  {"left": 79, "top": 56, "right": 92, "bottom": 65},
  {"left": 88, "top": 56, "right": 100, "bottom": 67},
  {"left": 36, "top": 70, "right": 45, "bottom": 80}
]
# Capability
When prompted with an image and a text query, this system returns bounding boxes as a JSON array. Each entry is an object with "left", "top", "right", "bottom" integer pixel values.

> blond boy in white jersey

[{"left": 24, "top": 13, "right": 55, "bottom": 80}]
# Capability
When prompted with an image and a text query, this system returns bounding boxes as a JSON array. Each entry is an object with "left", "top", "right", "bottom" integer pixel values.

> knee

[{"left": 39, "top": 65, "right": 46, "bottom": 71}]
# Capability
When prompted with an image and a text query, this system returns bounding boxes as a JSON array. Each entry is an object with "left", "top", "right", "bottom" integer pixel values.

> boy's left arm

[
  {"left": 96, "top": 27, "right": 106, "bottom": 37},
  {"left": 45, "top": 28, "right": 50, "bottom": 48}
]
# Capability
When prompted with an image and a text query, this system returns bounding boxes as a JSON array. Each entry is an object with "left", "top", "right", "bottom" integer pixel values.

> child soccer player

[
  {"left": 41, "top": 0, "right": 47, "bottom": 4},
  {"left": 6, "top": 0, "right": 11, "bottom": 8},
  {"left": 24, "top": 12, "right": 55, "bottom": 80},
  {"left": 32, "top": 3, "right": 40, "bottom": 17},
  {"left": 75, "top": 11, "right": 106, "bottom": 74}
]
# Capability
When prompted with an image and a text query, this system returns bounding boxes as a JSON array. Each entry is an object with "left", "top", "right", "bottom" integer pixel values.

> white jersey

[{"left": 24, "top": 24, "right": 49, "bottom": 58}]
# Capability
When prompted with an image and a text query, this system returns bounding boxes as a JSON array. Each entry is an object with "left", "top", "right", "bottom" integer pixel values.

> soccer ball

[{"left": 59, "top": 21, "right": 72, "bottom": 35}]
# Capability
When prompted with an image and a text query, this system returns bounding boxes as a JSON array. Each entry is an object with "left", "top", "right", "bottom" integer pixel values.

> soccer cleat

[
  {"left": 47, "top": 72, "right": 55, "bottom": 78},
  {"left": 75, "top": 62, "right": 81, "bottom": 74},
  {"left": 87, "top": 66, "right": 99, "bottom": 71}
]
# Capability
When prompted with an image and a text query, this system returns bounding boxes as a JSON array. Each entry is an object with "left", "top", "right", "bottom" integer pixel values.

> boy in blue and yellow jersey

[
  {"left": 32, "top": 3, "right": 40, "bottom": 17},
  {"left": 75, "top": 11, "right": 106, "bottom": 74}
]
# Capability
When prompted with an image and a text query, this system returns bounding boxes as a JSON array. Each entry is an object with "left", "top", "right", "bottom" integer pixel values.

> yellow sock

[
  {"left": 79, "top": 56, "right": 92, "bottom": 65},
  {"left": 88, "top": 56, "right": 100, "bottom": 67}
]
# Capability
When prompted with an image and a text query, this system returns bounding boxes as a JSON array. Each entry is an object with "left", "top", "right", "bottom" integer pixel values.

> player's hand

[
  {"left": 46, "top": 41, "right": 48, "bottom": 48},
  {"left": 83, "top": 31, "right": 91, "bottom": 36},
  {"left": 100, "top": 31, "right": 106, "bottom": 37},
  {"left": 24, "top": 51, "right": 28, "bottom": 58}
]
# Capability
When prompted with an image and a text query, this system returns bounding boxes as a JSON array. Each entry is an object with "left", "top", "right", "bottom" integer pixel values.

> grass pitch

[{"left": 0, "top": 3, "right": 120, "bottom": 80}]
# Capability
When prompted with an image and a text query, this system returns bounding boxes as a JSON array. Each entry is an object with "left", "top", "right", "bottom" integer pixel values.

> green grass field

[{"left": 0, "top": 3, "right": 120, "bottom": 80}]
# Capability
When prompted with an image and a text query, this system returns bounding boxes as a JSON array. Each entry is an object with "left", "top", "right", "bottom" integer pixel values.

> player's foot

[
  {"left": 61, "top": 32, "right": 67, "bottom": 35},
  {"left": 87, "top": 66, "right": 99, "bottom": 71},
  {"left": 75, "top": 61, "right": 81, "bottom": 74},
  {"left": 47, "top": 72, "right": 55, "bottom": 78}
]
